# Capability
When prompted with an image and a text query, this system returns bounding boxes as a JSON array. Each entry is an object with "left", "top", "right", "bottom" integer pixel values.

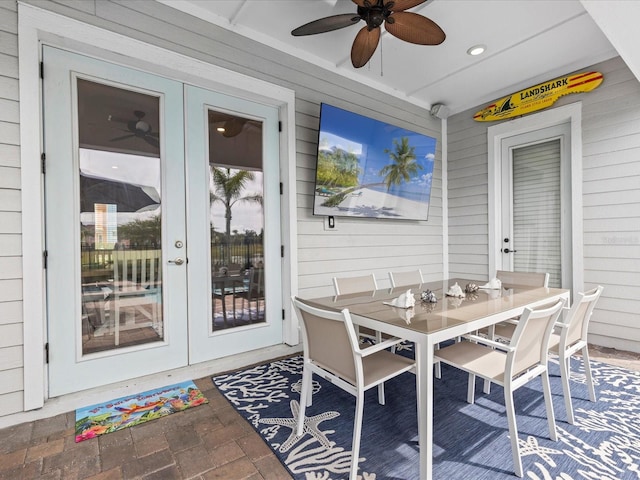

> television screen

[{"left": 312, "top": 103, "right": 436, "bottom": 221}]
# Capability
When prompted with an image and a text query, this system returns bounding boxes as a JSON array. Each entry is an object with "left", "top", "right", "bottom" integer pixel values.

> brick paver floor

[{"left": 0, "top": 377, "right": 293, "bottom": 480}]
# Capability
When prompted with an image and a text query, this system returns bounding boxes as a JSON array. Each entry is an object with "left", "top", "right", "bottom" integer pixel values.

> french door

[{"left": 43, "top": 46, "right": 282, "bottom": 396}]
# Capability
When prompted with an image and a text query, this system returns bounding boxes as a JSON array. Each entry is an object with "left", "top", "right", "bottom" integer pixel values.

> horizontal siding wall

[
  {"left": 0, "top": 0, "right": 24, "bottom": 416},
  {"left": 448, "top": 56, "right": 640, "bottom": 352},
  {"left": 581, "top": 57, "right": 640, "bottom": 351},
  {"left": 27, "top": 1, "right": 443, "bottom": 302},
  {"left": 2, "top": 0, "right": 443, "bottom": 417}
]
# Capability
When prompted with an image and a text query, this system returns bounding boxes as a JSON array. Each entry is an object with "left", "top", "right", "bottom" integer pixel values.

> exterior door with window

[
  {"left": 499, "top": 123, "right": 572, "bottom": 288},
  {"left": 185, "top": 85, "right": 282, "bottom": 363},
  {"left": 44, "top": 47, "right": 188, "bottom": 396}
]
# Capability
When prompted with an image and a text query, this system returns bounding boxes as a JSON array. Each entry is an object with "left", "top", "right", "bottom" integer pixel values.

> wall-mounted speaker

[{"left": 430, "top": 103, "right": 450, "bottom": 119}]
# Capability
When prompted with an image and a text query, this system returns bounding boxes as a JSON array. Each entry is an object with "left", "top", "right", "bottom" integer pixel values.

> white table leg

[{"left": 415, "top": 337, "right": 433, "bottom": 480}]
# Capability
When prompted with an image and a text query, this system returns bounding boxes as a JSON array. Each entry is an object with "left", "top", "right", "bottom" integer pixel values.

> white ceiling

[{"left": 161, "top": 0, "right": 619, "bottom": 116}]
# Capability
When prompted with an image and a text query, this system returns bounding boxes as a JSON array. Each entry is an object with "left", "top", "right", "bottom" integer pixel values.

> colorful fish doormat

[
  {"left": 75, "top": 380, "right": 208, "bottom": 442},
  {"left": 213, "top": 350, "right": 640, "bottom": 480}
]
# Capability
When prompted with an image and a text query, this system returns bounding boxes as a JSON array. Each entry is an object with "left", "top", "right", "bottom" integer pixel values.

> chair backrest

[
  {"left": 388, "top": 269, "right": 424, "bottom": 288},
  {"left": 292, "top": 297, "right": 360, "bottom": 384},
  {"left": 508, "top": 298, "right": 566, "bottom": 377},
  {"left": 333, "top": 273, "right": 378, "bottom": 295},
  {"left": 497, "top": 270, "right": 549, "bottom": 288},
  {"left": 560, "top": 285, "right": 603, "bottom": 348}
]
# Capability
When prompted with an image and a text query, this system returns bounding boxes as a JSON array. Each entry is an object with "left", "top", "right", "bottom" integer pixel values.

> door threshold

[{"left": 0, "top": 343, "right": 301, "bottom": 429}]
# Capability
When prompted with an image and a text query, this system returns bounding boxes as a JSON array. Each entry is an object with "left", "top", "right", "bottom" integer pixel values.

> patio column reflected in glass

[{"left": 77, "top": 79, "right": 164, "bottom": 354}]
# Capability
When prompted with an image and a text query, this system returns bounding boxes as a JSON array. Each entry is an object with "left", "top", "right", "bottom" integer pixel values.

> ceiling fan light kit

[{"left": 291, "top": 0, "right": 445, "bottom": 68}]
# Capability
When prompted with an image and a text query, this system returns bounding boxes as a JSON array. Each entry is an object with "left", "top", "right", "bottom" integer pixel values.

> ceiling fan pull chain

[{"left": 380, "top": 38, "right": 384, "bottom": 77}]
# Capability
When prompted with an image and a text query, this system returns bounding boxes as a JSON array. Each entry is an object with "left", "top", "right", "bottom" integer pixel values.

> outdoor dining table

[{"left": 301, "top": 277, "right": 570, "bottom": 480}]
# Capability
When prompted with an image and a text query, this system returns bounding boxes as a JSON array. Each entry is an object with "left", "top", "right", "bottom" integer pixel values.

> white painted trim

[
  {"left": 17, "top": 4, "right": 46, "bottom": 411},
  {"left": 487, "top": 102, "right": 584, "bottom": 297},
  {"left": 18, "top": 2, "right": 298, "bottom": 409},
  {"left": 441, "top": 118, "right": 449, "bottom": 279}
]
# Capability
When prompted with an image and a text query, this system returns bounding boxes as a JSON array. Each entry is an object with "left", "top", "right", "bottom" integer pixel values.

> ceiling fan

[
  {"left": 291, "top": 0, "right": 445, "bottom": 68},
  {"left": 108, "top": 110, "right": 159, "bottom": 148}
]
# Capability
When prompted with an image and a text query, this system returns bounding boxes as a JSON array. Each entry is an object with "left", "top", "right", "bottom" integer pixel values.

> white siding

[
  {"left": 448, "top": 56, "right": 640, "bottom": 352},
  {"left": 0, "top": 2, "right": 22, "bottom": 417},
  {"left": 0, "top": 0, "right": 443, "bottom": 417}
]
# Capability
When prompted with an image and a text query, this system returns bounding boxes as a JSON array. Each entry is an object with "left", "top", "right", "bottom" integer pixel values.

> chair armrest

[
  {"left": 358, "top": 337, "right": 405, "bottom": 356},
  {"left": 464, "top": 334, "right": 515, "bottom": 352}
]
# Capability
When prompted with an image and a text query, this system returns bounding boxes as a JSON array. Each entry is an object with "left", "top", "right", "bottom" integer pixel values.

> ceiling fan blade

[
  {"left": 351, "top": 26, "right": 381, "bottom": 68},
  {"left": 144, "top": 136, "right": 160, "bottom": 148},
  {"left": 384, "top": 0, "right": 426, "bottom": 12},
  {"left": 385, "top": 11, "right": 445, "bottom": 45},
  {"left": 351, "top": 0, "right": 368, "bottom": 6},
  {"left": 110, "top": 134, "right": 136, "bottom": 142},
  {"left": 292, "top": 14, "right": 360, "bottom": 36}
]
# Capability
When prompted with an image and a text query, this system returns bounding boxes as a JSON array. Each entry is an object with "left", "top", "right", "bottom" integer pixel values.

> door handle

[
  {"left": 168, "top": 258, "right": 185, "bottom": 265},
  {"left": 502, "top": 248, "right": 517, "bottom": 254}
]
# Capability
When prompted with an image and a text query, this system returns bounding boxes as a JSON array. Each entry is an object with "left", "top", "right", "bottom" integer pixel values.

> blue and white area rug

[{"left": 212, "top": 347, "right": 640, "bottom": 479}]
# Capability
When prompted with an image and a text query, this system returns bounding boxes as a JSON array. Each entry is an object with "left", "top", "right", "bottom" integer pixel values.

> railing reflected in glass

[{"left": 78, "top": 79, "right": 164, "bottom": 354}]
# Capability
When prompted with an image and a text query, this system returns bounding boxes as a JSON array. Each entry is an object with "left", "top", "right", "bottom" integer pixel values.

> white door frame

[
  {"left": 488, "top": 102, "right": 584, "bottom": 296},
  {"left": 18, "top": 3, "right": 298, "bottom": 410}
]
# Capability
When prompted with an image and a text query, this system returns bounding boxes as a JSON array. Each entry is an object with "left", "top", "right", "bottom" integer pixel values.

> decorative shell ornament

[
  {"left": 383, "top": 289, "right": 415, "bottom": 309},
  {"left": 421, "top": 290, "right": 438, "bottom": 303},
  {"left": 479, "top": 277, "right": 502, "bottom": 289},
  {"left": 465, "top": 283, "right": 479, "bottom": 293},
  {"left": 446, "top": 282, "right": 465, "bottom": 298}
]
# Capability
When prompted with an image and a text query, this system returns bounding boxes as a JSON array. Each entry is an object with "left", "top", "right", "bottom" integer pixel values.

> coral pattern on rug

[{"left": 213, "top": 348, "right": 640, "bottom": 479}]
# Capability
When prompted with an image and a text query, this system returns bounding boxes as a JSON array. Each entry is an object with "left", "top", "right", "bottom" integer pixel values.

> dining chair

[
  {"left": 333, "top": 273, "right": 378, "bottom": 295},
  {"left": 238, "top": 267, "right": 265, "bottom": 322},
  {"left": 388, "top": 269, "right": 424, "bottom": 288},
  {"left": 435, "top": 298, "right": 566, "bottom": 477},
  {"left": 548, "top": 285, "right": 603, "bottom": 424},
  {"left": 487, "top": 270, "right": 550, "bottom": 338},
  {"left": 292, "top": 296, "right": 415, "bottom": 480}
]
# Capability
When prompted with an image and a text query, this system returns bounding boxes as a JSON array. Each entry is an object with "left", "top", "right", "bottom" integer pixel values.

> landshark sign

[{"left": 473, "top": 71, "right": 603, "bottom": 122}]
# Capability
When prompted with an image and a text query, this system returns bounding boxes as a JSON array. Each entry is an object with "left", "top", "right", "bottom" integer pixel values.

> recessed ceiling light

[{"left": 467, "top": 44, "right": 486, "bottom": 56}]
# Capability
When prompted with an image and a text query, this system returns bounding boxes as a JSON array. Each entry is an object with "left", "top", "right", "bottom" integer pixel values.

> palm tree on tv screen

[
  {"left": 322, "top": 136, "right": 422, "bottom": 207},
  {"left": 380, "top": 137, "right": 423, "bottom": 189}
]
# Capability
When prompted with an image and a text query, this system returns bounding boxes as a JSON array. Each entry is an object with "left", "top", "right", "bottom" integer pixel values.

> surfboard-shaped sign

[{"left": 473, "top": 71, "right": 603, "bottom": 122}]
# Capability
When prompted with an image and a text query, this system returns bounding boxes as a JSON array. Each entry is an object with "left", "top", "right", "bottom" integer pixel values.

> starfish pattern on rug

[
  {"left": 258, "top": 399, "right": 340, "bottom": 453},
  {"left": 519, "top": 435, "right": 562, "bottom": 466}
]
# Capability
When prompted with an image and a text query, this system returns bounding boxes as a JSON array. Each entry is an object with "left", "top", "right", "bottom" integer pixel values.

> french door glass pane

[
  {"left": 208, "top": 110, "right": 265, "bottom": 331},
  {"left": 77, "top": 79, "right": 164, "bottom": 354},
  {"left": 512, "top": 139, "right": 561, "bottom": 287}
]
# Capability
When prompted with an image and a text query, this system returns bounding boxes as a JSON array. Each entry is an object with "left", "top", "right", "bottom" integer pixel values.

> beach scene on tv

[{"left": 313, "top": 104, "right": 436, "bottom": 221}]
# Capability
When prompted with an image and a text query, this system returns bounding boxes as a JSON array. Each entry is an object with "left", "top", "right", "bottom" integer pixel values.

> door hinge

[
  {"left": 282, "top": 309, "right": 285, "bottom": 320},
  {"left": 281, "top": 245, "right": 284, "bottom": 258},
  {"left": 41, "top": 153, "right": 46, "bottom": 174},
  {"left": 278, "top": 121, "right": 282, "bottom": 132},
  {"left": 40, "top": 61, "right": 44, "bottom": 79},
  {"left": 45, "top": 343, "right": 49, "bottom": 363},
  {"left": 43, "top": 250, "right": 48, "bottom": 269},
  {"left": 279, "top": 182, "right": 283, "bottom": 195}
]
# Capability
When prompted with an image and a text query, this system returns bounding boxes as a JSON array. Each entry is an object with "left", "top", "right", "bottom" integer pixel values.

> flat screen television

[{"left": 312, "top": 103, "right": 436, "bottom": 221}]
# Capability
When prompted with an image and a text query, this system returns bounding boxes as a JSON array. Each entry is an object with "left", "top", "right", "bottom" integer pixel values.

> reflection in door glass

[
  {"left": 77, "top": 79, "right": 164, "bottom": 354},
  {"left": 208, "top": 110, "right": 265, "bottom": 331}
]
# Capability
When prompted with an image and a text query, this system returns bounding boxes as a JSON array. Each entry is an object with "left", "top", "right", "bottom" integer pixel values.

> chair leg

[
  {"left": 434, "top": 343, "right": 442, "bottom": 379},
  {"left": 559, "top": 353, "right": 575, "bottom": 425},
  {"left": 297, "top": 366, "right": 313, "bottom": 436},
  {"left": 504, "top": 388, "right": 523, "bottom": 478},
  {"left": 582, "top": 346, "right": 597, "bottom": 402},
  {"left": 541, "top": 370, "right": 558, "bottom": 441},
  {"left": 350, "top": 390, "right": 365, "bottom": 480},
  {"left": 466, "top": 373, "right": 476, "bottom": 404}
]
